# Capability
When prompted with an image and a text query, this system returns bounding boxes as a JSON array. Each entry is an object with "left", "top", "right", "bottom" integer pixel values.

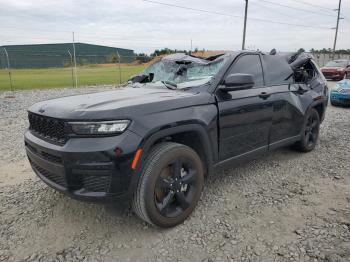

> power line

[
  {"left": 143, "top": 0, "right": 236, "bottom": 18},
  {"left": 253, "top": 1, "right": 304, "bottom": 20},
  {"left": 255, "top": 0, "right": 337, "bottom": 18},
  {"left": 142, "top": 0, "right": 332, "bottom": 29},
  {"left": 286, "top": 0, "right": 334, "bottom": 12}
]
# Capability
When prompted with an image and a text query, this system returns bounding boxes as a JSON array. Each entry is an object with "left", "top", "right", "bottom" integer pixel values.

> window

[
  {"left": 227, "top": 54, "right": 264, "bottom": 87},
  {"left": 262, "top": 55, "right": 294, "bottom": 86}
]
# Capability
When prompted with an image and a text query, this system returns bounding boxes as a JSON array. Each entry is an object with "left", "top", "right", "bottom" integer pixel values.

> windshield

[
  {"left": 141, "top": 55, "right": 227, "bottom": 88},
  {"left": 325, "top": 60, "right": 348, "bottom": 67}
]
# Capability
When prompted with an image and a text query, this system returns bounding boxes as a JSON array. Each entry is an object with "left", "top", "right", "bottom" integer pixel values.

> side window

[
  {"left": 263, "top": 55, "right": 294, "bottom": 86},
  {"left": 227, "top": 55, "right": 264, "bottom": 87}
]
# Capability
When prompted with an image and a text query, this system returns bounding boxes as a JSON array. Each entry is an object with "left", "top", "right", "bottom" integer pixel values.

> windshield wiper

[{"left": 161, "top": 81, "right": 178, "bottom": 90}]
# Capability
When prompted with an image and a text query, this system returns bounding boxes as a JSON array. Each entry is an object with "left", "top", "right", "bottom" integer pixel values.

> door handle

[{"left": 258, "top": 92, "right": 271, "bottom": 99}]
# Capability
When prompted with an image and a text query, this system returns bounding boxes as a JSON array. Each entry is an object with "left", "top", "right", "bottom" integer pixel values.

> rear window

[{"left": 262, "top": 55, "right": 294, "bottom": 86}]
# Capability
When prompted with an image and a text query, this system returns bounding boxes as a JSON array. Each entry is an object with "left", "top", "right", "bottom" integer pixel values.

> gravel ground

[{"left": 0, "top": 83, "right": 349, "bottom": 262}]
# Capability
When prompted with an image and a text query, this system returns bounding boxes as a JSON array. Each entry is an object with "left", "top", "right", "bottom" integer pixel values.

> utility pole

[
  {"left": 332, "top": 0, "right": 342, "bottom": 57},
  {"left": 190, "top": 39, "right": 193, "bottom": 54},
  {"left": 72, "top": 32, "right": 78, "bottom": 88},
  {"left": 242, "top": 0, "right": 248, "bottom": 50}
]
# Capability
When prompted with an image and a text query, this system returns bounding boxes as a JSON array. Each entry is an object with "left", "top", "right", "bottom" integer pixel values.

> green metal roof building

[{"left": 0, "top": 43, "right": 135, "bottom": 69}]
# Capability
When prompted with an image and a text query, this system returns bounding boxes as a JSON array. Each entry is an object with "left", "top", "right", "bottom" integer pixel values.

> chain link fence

[
  {"left": 2, "top": 49, "right": 350, "bottom": 91},
  {"left": 311, "top": 52, "right": 350, "bottom": 67},
  {"left": 0, "top": 48, "right": 148, "bottom": 91}
]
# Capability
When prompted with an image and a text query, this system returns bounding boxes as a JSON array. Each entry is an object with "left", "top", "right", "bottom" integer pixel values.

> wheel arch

[
  {"left": 309, "top": 100, "right": 326, "bottom": 122},
  {"left": 136, "top": 124, "right": 216, "bottom": 177}
]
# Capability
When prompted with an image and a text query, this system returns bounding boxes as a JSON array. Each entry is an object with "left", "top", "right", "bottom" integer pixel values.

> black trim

[
  {"left": 213, "top": 145, "right": 267, "bottom": 171},
  {"left": 268, "top": 135, "right": 300, "bottom": 150}
]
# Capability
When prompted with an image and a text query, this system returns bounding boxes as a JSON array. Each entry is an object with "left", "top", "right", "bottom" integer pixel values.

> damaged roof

[{"left": 160, "top": 52, "right": 231, "bottom": 65}]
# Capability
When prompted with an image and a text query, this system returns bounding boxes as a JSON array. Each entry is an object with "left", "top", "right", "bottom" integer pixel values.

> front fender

[{"left": 140, "top": 123, "right": 216, "bottom": 166}]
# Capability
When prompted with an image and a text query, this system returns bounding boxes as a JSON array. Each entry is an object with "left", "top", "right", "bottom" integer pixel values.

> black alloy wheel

[
  {"left": 304, "top": 112, "right": 319, "bottom": 148},
  {"left": 154, "top": 158, "right": 198, "bottom": 218},
  {"left": 293, "top": 108, "right": 320, "bottom": 152},
  {"left": 132, "top": 142, "right": 204, "bottom": 227}
]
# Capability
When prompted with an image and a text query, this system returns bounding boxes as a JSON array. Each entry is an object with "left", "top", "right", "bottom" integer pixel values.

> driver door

[{"left": 216, "top": 54, "right": 274, "bottom": 161}]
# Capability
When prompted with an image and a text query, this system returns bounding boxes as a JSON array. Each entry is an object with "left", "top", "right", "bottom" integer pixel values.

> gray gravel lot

[{"left": 0, "top": 83, "right": 349, "bottom": 262}]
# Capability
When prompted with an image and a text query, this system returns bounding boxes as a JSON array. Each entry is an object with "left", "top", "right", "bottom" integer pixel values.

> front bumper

[
  {"left": 24, "top": 130, "right": 142, "bottom": 202},
  {"left": 330, "top": 92, "right": 350, "bottom": 105}
]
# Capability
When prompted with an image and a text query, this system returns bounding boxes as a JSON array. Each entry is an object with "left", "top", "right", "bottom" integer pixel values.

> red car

[{"left": 321, "top": 60, "right": 350, "bottom": 80}]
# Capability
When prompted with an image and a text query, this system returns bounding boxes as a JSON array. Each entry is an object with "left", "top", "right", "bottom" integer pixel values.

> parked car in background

[
  {"left": 330, "top": 79, "right": 350, "bottom": 106},
  {"left": 25, "top": 51, "right": 328, "bottom": 227},
  {"left": 320, "top": 60, "right": 350, "bottom": 80}
]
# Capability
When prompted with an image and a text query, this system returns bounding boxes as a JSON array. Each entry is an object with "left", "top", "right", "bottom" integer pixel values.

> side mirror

[{"left": 220, "top": 73, "right": 255, "bottom": 92}]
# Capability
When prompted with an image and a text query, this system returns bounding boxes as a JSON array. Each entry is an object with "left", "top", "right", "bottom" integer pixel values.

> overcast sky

[{"left": 1, "top": 0, "right": 349, "bottom": 53}]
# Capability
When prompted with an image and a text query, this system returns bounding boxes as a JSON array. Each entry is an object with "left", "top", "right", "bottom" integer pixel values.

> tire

[
  {"left": 293, "top": 108, "right": 320, "bottom": 152},
  {"left": 330, "top": 100, "right": 338, "bottom": 106},
  {"left": 132, "top": 142, "right": 204, "bottom": 228}
]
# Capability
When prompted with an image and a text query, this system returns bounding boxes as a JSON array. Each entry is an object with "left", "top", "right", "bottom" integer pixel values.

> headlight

[
  {"left": 69, "top": 120, "right": 130, "bottom": 135},
  {"left": 337, "top": 68, "right": 344, "bottom": 72}
]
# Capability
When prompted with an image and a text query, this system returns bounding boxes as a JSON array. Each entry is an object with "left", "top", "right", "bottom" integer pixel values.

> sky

[{"left": 0, "top": 0, "right": 349, "bottom": 54}]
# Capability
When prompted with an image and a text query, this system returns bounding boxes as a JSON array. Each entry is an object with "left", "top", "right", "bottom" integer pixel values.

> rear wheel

[
  {"left": 132, "top": 142, "right": 204, "bottom": 227},
  {"left": 293, "top": 108, "right": 320, "bottom": 152}
]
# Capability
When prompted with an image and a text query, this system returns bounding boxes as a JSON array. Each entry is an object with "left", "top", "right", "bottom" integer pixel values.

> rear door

[
  {"left": 261, "top": 55, "right": 305, "bottom": 148},
  {"left": 216, "top": 54, "right": 274, "bottom": 161}
]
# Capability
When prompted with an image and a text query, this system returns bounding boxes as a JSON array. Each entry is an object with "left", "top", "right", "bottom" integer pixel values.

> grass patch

[{"left": 0, "top": 64, "right": 146, "bottom": 91}]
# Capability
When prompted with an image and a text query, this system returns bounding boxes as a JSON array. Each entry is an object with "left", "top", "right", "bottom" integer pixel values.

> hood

[{"left": 28, "top": 86, "right": 213, "bottom": 120}]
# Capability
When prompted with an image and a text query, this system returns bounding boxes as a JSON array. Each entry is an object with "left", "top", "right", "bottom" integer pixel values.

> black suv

[{"left": 25, "top": 51, "right": 328, "bottom": 227}]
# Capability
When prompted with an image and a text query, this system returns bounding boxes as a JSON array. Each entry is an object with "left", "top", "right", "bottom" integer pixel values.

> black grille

[
  {"left": 28, "top": 112, "right": 67, "bottom": 145},
  {"left": 41, "top": 151, "right": 63, "bottom": 164},
  {"left": 81, "top": 175, "right": 112, "bottom": 192},
  {"left": 31, "top": 161, "right": 67, "bottom": 187},
  {"left": 25, "top": 142, "right": 63, "bottom": 164}
]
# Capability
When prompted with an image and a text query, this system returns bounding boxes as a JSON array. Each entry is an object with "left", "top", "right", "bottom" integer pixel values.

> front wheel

[
  {"left": 293, "top": 108, "right": 320, "bottom": 152},
  {"left": 132, "top": 142, "right": 204, "bottom": 227}
]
